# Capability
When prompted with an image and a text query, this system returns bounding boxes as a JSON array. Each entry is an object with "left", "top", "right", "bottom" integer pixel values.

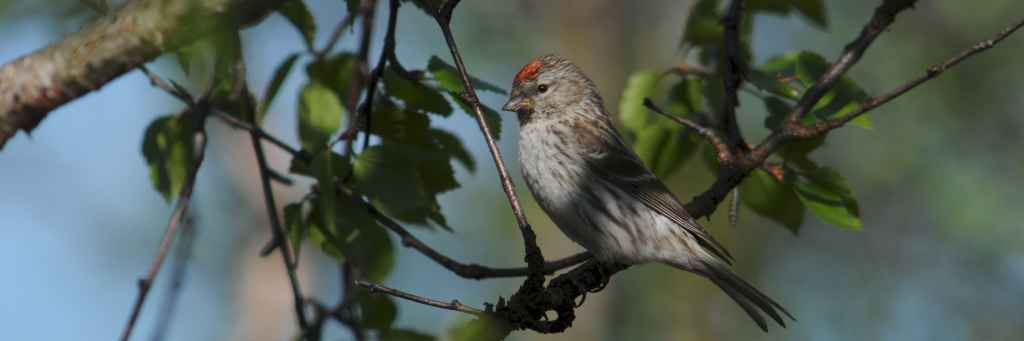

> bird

[{"left": 502, "top": 54, "right": 793, "bottom": 331}]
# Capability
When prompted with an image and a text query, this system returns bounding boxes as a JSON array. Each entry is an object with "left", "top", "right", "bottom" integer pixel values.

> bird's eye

[{"left": 537, "top": 84, "right": 549, "bottom": 93}]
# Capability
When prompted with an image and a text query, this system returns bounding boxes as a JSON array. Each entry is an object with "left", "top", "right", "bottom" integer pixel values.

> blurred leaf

[
  {"left": 451, "top": 94, "right": 502, "bottom": 139},
  {"left": 618, "top": 71, "right": 659, "bottom": 134},
  {"left": 359, "top": 293, "right": 397, "bottom": 329},
  {"left": 343, "top": 215, "right": 395, "bottom": 282},
  {"left": 346, "top": 0, "right": 360, "bottom": 14},
  {"left": 284, "top": 202, "right": 306, "bottom": 258},
  {"left": 305, "top": 184, "right": 393, "bottom": 279},
  {"left": 682, "top": 0, "right": 723, "bottom": 47},
  {"left": 260, "top": 53, "right": 301, "bottom": 120},
  {"left": 313, "top": 150, "right": 339, "bottom": 241},
  {"left": 379, "top": 329, "right": 435, "bottom": 341},
  {"left": 749, "top": 0, "right": 827, "bottom": 27},
  {"left": 289, "top": 150, "right": 348, "bottom": 178},
  {"left": 298, "top": 82, "right": 344, "bottom": 150},
  {"left": 448, "top": 317, "right": 506, "bottom": 341},
  {"left": 427, "top": 56, "right": 507, "bottom": 94},
  {"left": 384, "top": 69, "right": 453, "bottom": 116},
  {"left": 740, "top": 169, "right": 805, "bottom": 233},
  {"left": 353, "top": 144, "right": 453, "bottom": 228},
  {"left": 278, "top": 0, "right": 317, "bottom": 51},
  {"left": 618, "top": 72, "right": 700, "bottom": 177},
  {"left": 306, "top": 203, "right": 346, "bottom": 260},
  {"left": 793, "top": 166, "right": 862, "bottom": 230},
  {"left": 431, "top": 128, "right": 475, "bottom": 172},
  {"left": 141, "top": 115, "right": 198, "bottom": 202},
  {"left": 371, "top": 99, "right": 432, "bottom": 144},
  {"left": 307, "top": 53, "right": 360, "bottom": 108},
  {"left": 361, "top": 101, "right": 464, "bottom": 228}
]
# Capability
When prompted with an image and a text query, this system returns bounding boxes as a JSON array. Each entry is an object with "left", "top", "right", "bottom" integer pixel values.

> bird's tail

[{"left": 696, "top": 260, "right": 795, "bottom": 331}]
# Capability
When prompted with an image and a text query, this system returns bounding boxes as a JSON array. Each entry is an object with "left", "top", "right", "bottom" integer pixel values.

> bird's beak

[{"left": 502, "top": 96, "right": 531, "bottom": 113}]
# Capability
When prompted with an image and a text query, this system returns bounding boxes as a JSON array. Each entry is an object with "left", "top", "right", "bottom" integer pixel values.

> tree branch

[
  {"left": 784, "top": 0, "right": 918, "bottom": 124},
  {"left": 683, "top": 0, "right": 918, "bottom": 218},
  {"left": 719, "top": 0, "right": 749, "bottom": 154},
  {"left": 119, "top": 110, "right": 208, "bottom": 341},
  {"left": 643, "top": 98, "right": 733, "bottom": 164},
  {"left": 355, "top": 280, "right": 486, "bottom": 316},
  {"left": 0, "top": 0, "right": 287, "bottom": 150},
  {"left": 790, "top": 17, "right": 1024, "bottom": 138},
  {"left": 365, "top": 200, "right": 590, "bottom": 279},
  {"left": 250, "top": 117, "right": 311, "bottom": 332},
  {"left": 434, "top": 0, "right": 546, "bottom": 279},
  {"left": 149, "top": 214, "right": 197, "bottom": 341}
]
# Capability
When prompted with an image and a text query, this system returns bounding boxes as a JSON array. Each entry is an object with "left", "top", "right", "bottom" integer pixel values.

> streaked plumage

[{"left": 503, "top": 54, "right": 793, "bottom": 331}]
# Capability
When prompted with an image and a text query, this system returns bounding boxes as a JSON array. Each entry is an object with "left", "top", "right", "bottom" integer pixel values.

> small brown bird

[{"left": 503, "top": 54, "right": 793, "bottom": 331}]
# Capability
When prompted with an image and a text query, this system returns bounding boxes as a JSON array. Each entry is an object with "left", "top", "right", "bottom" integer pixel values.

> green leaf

[
  {"left": 353, "top": 145, "right": 431, "bottom": 221},
  {"left": 793, "top": 166, "right": 862, "bottom": 230},
  {"left": 383, "top": 69, "right": 453, "bottom": 116},
  {"left": 618, "top": 71, "right": 659, "bottom": 134},
  {"left": 359, "top": 293, "right": 397, "bottom": 329},
  {"left": 260, "top": 53, "right": 301, "bottom": 120},
  {"left": 284, "top": 202, "right": 306, "bottom": 258},
  {"left": 340, "top": 208, "right": 395, "bottom": 282},
  {"left": 618, "top": 72, "right": 700, "bottom": 177},
  {"left": 370, "top": 99, "right": 433, "bottom": 144},
  {"left": 754, "top": 51, "right": 871, "bottom": 128},
  {"left": 141, "top": 115, "right": 199, "bottom": 201},
  {"left": 345, "top": 0, "right": 360, "bottom": 14},
  {"left": 682, "top": 0, "right": 723, "bottom": 47},
  {"left": 763, "top": 96, "right": 823, "bottom": 168},
  {"left": 313, "top": 150, "right": 339, "bottom": 243},
  {"left": 749, "top": 0, "right": 828, "bottom": 27},
  {"left": 447, "top": 317, "right": 506, "bottom": 341},
  {"left": 298, "top": 82, "right": 344, "bottom": 150},
  {"left": 278, "top": 0, "right": 317, "bottom": 51},
  {"left": 451, "top": 94, "right": 502, "bottom": 139},
  {"left": 305, "top": 183, "right": 394, "bottom": 280},
  {"left": 431, "top": 128, "right": 475, "bottom": 172},
  {"left": 306, "top": 203, "right": 346, "bottom": 260},
  {"left": 306, "top": 53, "right": 360, "bottom": 108},
  {"left": 354, "top": 143, "right": 457, "bottom": 229},
  {"left": 379, "top": 329, "right": 435, "bottom": 341},
  {"left": 740, "top": 169, "right": 805, "bottom": 233},
  {"left": 427, "top": 56, "right": 507, "bottom": 94}
]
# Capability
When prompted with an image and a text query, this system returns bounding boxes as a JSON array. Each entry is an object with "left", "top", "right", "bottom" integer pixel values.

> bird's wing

[{"left": 578, "top": 124, "right": 734, "bottom": 264}]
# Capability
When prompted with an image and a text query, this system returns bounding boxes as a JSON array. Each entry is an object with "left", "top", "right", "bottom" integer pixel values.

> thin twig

[
  {"left": 355, "top": 280, "right": 486, "bottom": 316},
  {"left": 315, "top": 12, "right": 358, "bottom": 59},
  {"left": 120, "top": 111, "right": 207, "bottom": 341},
  {"left": 434, "top": 0, "right": 546, "bottom": 276},
  {"left": 339, "top": 0, "right": 399, "bottom": 154},
  {"left": 149, "top": 214, "right": 197, "bottom": 341},
  {"left": 250, "top": 113, "right": 310, "bottom": 332},
  {"left": 365, "top": 200, "right": 590, "bottom": 279},
  {"left": 338, "top": 264, "right": 365, "bottom": 341},
  {"left": 792, "top": 18, "right": 1024, "bottom": 137},
  {"left": 685, "top": 11, "right": 1023, "bottom": 221},
  {"left": 214, "top": 111, "right": 301, "bottom": 158},
  {"left": 139, "top": 66, "right": 194, "bottom": 105},
  {"left": 784, "top": 0, "right": 918, "bottom": 124},
  {"left": 643, "top": 98, "right": 733, "bottom": 163}
]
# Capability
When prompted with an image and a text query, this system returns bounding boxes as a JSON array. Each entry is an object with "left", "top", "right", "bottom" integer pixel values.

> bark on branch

[{"left": 0, "top": 0, "right": 287, "bottom": 150}]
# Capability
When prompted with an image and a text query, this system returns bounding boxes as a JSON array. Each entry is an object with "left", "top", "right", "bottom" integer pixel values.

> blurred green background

[{"left": 1, "top": 0, "right": 1023, "bottom": 340}]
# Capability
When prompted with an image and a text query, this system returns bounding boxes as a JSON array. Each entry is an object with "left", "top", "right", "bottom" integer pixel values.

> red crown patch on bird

[{"left": 514, "top": 58, "right": 544, "bottom": 85}]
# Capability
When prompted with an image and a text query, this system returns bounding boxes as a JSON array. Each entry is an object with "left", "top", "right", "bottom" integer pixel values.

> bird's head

[{"left": 502, "top": 54, "right": 600, "bottom": 123}]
